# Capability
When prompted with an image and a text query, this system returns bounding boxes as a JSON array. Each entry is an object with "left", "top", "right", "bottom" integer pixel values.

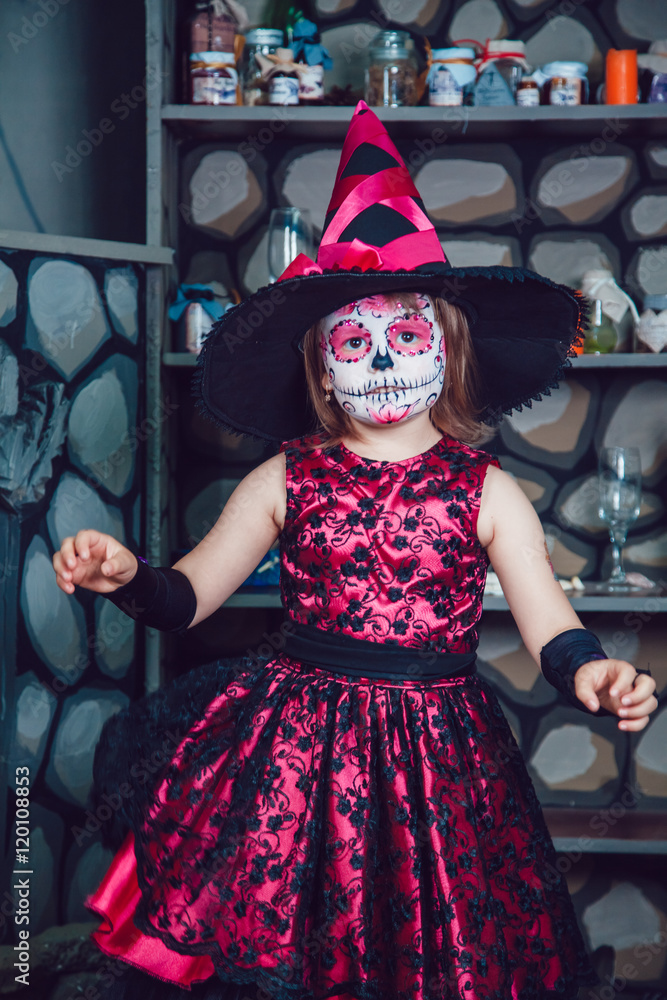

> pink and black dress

[{"left": 85, "top": 434, "right": 600, "bottom": 1000}]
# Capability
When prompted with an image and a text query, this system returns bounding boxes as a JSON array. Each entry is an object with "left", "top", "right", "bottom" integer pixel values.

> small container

[
  {"left": 648, "top": 72, "right": 667, "bottom": 103},
  {"left": 176, "top": 302, "right": 215, "bottom": 354},
  {"left": 190, "top": 52, "right": 238, "bottom": 105},
  {"left": 365, "top": 30, "right": 418, "bottom": 108},
  {"left": 516, "top": 75, "right": 540, "bottom": 106},
  {"left": 268, "top": 48, "right": 299, "bottom": 105},
  {"left": 297, "top": 63, "right": 325, "bottom": 104},
  {"left": 541, "top": 61, "right": 589, "bottom": 105},
  {"left": 427, "top": 47, "right": 476, "bottom": 107},
  {"left": 242, "top": 28, "right": 283, "bottom": 106}
]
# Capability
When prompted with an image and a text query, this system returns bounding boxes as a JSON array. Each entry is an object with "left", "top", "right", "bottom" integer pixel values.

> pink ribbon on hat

[{"left": 278, "top": 231, "right": 449, "bottom": 281}]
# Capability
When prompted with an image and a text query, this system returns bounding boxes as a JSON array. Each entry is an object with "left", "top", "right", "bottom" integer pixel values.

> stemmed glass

[
  {"left": 267, "top": 208, "right": 313, "bottom": 283},
  {"left": 597, "top": 446, "right": 643, "bottom": 592}
]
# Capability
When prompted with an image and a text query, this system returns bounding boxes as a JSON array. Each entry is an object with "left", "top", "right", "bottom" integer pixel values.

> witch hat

[{"left": 193, "top": 101, "right": 586, "bottom": 443}]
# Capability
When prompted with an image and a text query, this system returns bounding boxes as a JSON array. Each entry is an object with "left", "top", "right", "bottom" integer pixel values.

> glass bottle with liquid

[{"left": 584, "top": 299, "right": 617, "bottom": 354}]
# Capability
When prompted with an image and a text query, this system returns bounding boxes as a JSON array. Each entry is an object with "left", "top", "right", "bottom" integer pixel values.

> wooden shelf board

[
  {"left": 162, "top": 103, "right": 667, "bottom": 141},
  {"left": 545, "top": 808, "right": 667, "bottom": 854}
]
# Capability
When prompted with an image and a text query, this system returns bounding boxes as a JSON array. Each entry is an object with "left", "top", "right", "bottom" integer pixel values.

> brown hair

[{"left": 302, "top": 292, "right": 495, "bottom": 448}]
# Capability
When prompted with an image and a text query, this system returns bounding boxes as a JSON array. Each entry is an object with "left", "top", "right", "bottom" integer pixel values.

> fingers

[{"left": 607, "top": 661, "right": 640, "bottom": 699}]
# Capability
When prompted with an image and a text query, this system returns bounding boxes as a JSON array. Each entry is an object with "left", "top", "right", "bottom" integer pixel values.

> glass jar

[
  {"left": 541, "top": 61, "right": 589, "bottom": 105},
  {"left": 474, "top": 40, "right": 530, "bottom": 105},
  {"left": 427, "top": 47, "right": 476, "bottom": 107},
  {"left": 190, "top": 52, "right": 238, "bottom": 105},
  {"left": 365, "top": 30, "right": 418, "bottom": 108},
  {"left": 242, "top": 28, "right": 283, "bottom": 106},
  {"left": 190, "top": 2, "right": 235, "bottom": 53}
]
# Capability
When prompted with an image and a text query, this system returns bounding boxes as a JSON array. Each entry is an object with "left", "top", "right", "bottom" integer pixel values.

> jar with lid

[
  {"left": 242, "top": 28, "right": 283, "bottom": 105},
  {"left": 427, "top": 48, "right": 476, "bottom": 107},
  {"left": 190, "top": 1, "right": 235, "bottom": 54},
  {"left": 365, "top": 30, "right": 418, "bottom": 108},
  {"left": 190, "top": 52, "right": 239, "bottom": 105},
  {"left": 473, "top": 40, "right": 531, "bottom": 105},
  {"left": 541, "top": 61, "right": 589, "bottom": 105}
]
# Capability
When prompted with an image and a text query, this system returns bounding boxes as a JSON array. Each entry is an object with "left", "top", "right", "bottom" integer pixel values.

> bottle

[
  {"left": 516, "top": 75, "right": 540, "bottom": 106},
  {"left": 584, "top": 299, "right": 617, "bottom": 354},
  {"left": 268, "top": 48, "right": 299, "bottom": 106}
]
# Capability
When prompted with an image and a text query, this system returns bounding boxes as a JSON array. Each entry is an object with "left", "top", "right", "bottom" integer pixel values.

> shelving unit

[{"left": 146, "top": 2, "right": 666, "bottom": 855}]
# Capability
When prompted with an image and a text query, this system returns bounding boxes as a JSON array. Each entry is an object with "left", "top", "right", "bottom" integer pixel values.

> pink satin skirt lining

[{"left": 85, "top": 830, "right": 216, "bottom": 988}]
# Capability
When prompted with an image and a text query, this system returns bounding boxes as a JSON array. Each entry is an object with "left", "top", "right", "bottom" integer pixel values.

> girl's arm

[
  {"left": 53, "top": 452, "right": 286, "bottom": 629},
  {"left": 477, "top": 464, "right": 657, "bottom": 730},
  {"left": 173, "top": 452, "right": 286, "bottom": 627}
]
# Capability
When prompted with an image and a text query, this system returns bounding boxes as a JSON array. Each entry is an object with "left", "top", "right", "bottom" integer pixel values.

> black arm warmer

[
  {"left": 103, "top": 558, "right": 197, "bottom": 633},
  {"left": 539, "top": 627, "right": 615, "bottom": 718}
]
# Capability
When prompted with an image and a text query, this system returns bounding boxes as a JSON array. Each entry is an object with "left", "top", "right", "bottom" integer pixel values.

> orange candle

[{"left": 606, "top": 48, "right": 638, "bottom": 104}]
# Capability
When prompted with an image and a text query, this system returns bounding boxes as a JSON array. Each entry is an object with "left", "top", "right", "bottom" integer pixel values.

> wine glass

[
  {"left": 597, "top": 446, "right": 642, "bottom": 592},
  {"left": 267, "top": 208, "right": 313, "bottom": 283}
]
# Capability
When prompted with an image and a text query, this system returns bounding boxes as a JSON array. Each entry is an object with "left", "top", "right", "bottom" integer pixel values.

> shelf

[
  {"left": 165, "top": 351, "right": 667, "bottom": 369},
  {"left": 544, "top": 808, "right": 667, "bottom": 855},
  {"left": 225, "top": 588, "right": 667, "bottom": 611},
  {"left": 162, "top": 103, "right": 667, "bottom": 142},
  {"left": 570, "top": 354, "right": 667, "bottom": 367}
]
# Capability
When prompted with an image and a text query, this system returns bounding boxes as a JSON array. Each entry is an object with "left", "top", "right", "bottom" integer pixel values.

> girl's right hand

[{"left": 52, "top": 530, "right": 138, "bottom": 595}]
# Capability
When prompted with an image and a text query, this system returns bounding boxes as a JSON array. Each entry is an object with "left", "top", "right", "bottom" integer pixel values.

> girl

[{"left": 53, "top": 103, "right": 656, "bottom": 1000}]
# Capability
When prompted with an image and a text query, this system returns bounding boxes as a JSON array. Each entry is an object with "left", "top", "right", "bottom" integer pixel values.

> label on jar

[
  {"left": 516, "top": 86, "right": 540, "bottom": 107},
  {"left": 298, "top": 64, "right": 324, "bottom": 102},
  {"left": 192, "top": 69, "right": 238, "bottom": 105},
  {"left": 429, "top": 66, "right": 463, "bottom": 106},
  {"left": 269, "top": 75, "right": 299, "bottom": 105},
  {"left": 548, "top": 77, "right": 581, "bottom": 105}
]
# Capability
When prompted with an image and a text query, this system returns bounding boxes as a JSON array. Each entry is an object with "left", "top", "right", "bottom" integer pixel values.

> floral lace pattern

[
  {"left": 92, "top": 434, "right": 599, "bottom": 1000},
  {"left": 280, "top": 436, "right": 500, "bottom": 653}
]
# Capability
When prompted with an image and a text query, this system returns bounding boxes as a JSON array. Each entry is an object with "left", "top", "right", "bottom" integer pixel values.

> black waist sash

[{"left": 282, "top": 622, "right": 477, "bottom": 680}]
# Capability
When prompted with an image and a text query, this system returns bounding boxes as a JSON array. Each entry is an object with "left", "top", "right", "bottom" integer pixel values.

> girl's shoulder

[{"left": 279, "top": 433, "right": 328, "bottom": 456}]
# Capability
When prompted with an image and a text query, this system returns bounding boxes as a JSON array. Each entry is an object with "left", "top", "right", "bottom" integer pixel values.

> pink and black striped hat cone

[
  {"left": 279, "top": 100, "right": 450, "bottom": 281},
  {"left": 195, "top": 102, "right": 588, "bottom": 443}
]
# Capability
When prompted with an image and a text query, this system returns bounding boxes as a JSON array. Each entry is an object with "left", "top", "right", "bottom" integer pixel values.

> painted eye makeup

[
  {"left": 386, "top": 314, "right": 434, "bottom": 356},
  {"left": 327, "top": 320, "right": 372, "bottom": 362}
]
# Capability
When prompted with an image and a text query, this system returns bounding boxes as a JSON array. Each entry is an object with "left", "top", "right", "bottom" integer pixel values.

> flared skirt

[{"left": 86, "top": 653, "right": 600, "bottom": 1000}]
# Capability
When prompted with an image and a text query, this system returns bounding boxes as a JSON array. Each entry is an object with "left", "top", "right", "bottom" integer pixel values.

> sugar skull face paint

[{"left": 321, "top": 296, "right": 446, "bottom": 425}]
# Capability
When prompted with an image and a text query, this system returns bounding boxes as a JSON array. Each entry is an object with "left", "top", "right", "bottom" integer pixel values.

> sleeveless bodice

[{"left": 280, "top": 434, "right": 500, "bottom": 653}]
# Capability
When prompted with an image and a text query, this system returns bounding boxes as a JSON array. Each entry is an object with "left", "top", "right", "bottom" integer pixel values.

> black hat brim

[{"left": 192, "top": 265, "right": 586, "bottom": 443}]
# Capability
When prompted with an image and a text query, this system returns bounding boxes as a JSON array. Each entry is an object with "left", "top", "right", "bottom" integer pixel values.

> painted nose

[{"left": 371, "top": 347, "right": 394, "bottom": 371}]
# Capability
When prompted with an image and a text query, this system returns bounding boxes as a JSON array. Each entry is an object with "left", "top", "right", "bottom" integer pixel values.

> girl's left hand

[{"left": 574, "top": 660, "right": 658, "bottom": 730}]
